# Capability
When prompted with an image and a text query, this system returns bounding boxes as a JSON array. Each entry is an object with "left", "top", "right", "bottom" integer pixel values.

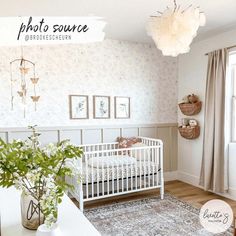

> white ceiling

[{"left": 1, "top": 0, "right": 236, "bottom": 43}]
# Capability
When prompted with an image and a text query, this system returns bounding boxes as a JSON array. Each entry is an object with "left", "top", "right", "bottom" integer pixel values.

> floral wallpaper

[{"left": 0, "top": 39, "right": 178, "bottom": 127}]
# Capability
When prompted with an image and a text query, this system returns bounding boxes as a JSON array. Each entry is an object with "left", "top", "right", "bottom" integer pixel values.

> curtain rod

[{"left": 205, "top": 45, "right": 236, "bottom": 56}]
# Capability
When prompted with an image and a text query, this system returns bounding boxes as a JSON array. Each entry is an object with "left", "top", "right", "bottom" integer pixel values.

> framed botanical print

[
  {"left": 93, "top": 96, "right": 110, "bottom": 119},
  {"left": 69, "top": 95, "right": 89, "bottom": 119},
  {"left": 115, "top": 96, "right": 130, "bottom": 119}
]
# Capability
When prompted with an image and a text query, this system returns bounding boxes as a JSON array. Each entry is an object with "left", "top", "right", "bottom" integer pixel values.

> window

[
  {"left": 232, "top": 66, "right": 236, "bottom": 141},
  {"left": 229, "top": 53, "right": 236, "bottom": 142}
]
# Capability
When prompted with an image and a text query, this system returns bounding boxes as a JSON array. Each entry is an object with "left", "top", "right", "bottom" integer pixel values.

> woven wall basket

[
  {"left": 178, "top": 101, "right": 202, "bottom": 116},
  {"left": 178, "top": 126, "right": 200, "bottom": 140}
]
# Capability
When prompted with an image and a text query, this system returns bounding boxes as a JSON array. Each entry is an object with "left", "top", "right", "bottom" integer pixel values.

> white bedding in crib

[
  {"left": 87, "top": 155, "right": 136, "bottom": 168},
  {"left": 82, "top": 155, "right": 159, "bottom": 183}
]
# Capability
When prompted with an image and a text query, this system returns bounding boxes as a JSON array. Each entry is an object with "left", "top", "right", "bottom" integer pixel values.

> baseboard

[
  {"left": 177, "top": 171, "right": 236, "bottom": 201},
  {"left": 228, "top": 187, "right": 236, "bottom": 200},
  {"left": 211, "top": 188, "right": 236, "bottom": 201},
  {"left": 177, "top": 171, "right": 201, "bottom": 187},
  {"left": 164, "top": 171, "right": 178, "bottom": 181}
]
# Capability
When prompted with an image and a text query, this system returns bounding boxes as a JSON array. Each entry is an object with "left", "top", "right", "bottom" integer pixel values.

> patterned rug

[{"left": 84, "top": 194, "right": 233, "bottom": 236}]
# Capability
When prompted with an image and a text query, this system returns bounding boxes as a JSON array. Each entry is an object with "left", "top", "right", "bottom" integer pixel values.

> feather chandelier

[{"left": 147, "top": 0, "right": 206, "bottom": 57}]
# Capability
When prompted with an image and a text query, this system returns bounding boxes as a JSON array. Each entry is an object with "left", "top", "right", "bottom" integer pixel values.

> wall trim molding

[
  {"left": 0, "top": 123, "right": 178, "bottom": 172},
  {"left": 228, "top": 187, "right": 236, "bottom": 200},
  {"left": 164, "top": 171, "right": 178, "bottom": 181},
  {"left": 177, "top": 171, "right": 201, "bottom": 187},
  {"left": 0, "top": 123, "right": 178, "bottom": 132},
  {"left": 211, "top": 188, "right": 236, "bottom": 201}
]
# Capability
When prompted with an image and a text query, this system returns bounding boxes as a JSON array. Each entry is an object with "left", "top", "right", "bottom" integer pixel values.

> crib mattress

[{"left": 82, "top": 161, "right": 159, "bottom": 184}]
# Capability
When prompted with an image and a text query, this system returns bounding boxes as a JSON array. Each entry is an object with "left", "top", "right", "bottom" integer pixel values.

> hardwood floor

[{"left": 80, "top": 180, "right": 236, "bottom": 215}]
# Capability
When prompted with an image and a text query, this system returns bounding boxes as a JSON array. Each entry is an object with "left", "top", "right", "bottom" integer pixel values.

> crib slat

[
  {"left": 91, "top": 153, "right": 94, "bottom": 198},
  {"left": 85, "top": 155, "right": 89, "bottom": 199},
  {"left": 102, "top": 145, "right": 105, "bottom": 196},
  {"left": 160, "top": 141, "right": 164, "bottom": 199},
  {"left": 107, "top": 161, "right": 109, "bottom": 195},
  {"left": 130, "top": 149, "right": 133, "bottom": 191},
  {"left": 142, "top": 149, "right": 145, "bottom": 189},
  {"left": 122, "top": 157, "right": 124, "bottom": 192},
  {"left": 152, "top": 147, "right": 155, "bottom": 187},
  {"left": 148, "top": 148, "right": 151, "bottom": 187},
  {"left": 139, "top": 149, "right": 142, "bottom": 189},
  {"left": 116, "top": 149, "right": 119, "bottom": 193},
  {"left": 97, "top": 152, "right": 99, "bottom": 197},
  {"left": 112, "top": 160, "right": 114, "bottom": 194},
  {"left": 117, "top": 165, "right": 119, "bottom": 193},
  {"left": 135, "top": 148, "right": 138, "bottom": 190},
  {"left": 156, "top": 147, "right": 159, "bottom": 186},
  {"left": 126, "top": 154, "right": 129, "bottom": 191}
]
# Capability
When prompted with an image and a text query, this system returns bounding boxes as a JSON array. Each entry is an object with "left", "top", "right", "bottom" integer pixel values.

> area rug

[{"left": 84, "top": 194, "right": 233, "bottom": 236}]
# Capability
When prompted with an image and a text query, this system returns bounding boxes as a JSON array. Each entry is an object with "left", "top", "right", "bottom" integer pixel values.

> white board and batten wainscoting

[{"left": 0, "top": 123, "right": 178, "bottom": 180}]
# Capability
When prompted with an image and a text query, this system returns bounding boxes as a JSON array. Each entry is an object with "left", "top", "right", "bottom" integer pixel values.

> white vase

[{"left": 36, "top": 223, "right": 62, "bottom": 236}]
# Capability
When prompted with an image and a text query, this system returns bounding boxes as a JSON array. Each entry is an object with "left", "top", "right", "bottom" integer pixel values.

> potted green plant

[{"left": 0, "top": 125, "right": 82, "bottom": 230}]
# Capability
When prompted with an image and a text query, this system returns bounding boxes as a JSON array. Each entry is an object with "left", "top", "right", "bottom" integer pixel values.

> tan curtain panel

[{"left": 200, "top": 48, "right": 228, "bottom": 193}]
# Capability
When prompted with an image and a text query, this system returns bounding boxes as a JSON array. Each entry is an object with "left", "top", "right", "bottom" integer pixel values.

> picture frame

[
  {"left": 93, "top": 96, "right": 110, "bottom": 119},
  {"left": 69, "top": 95, "right": 89, "bottom": 119},
  {"left": 115, "top": 96, "right": 130, "bottom": 119}
]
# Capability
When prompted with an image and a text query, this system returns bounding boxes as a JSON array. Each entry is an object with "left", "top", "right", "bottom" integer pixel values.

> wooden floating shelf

[
  {"left": 178, "top": 101, "right": 202, "bottom": 116},
  {"left": 178, "top": 126, "right": 200, "bottom": 140}
]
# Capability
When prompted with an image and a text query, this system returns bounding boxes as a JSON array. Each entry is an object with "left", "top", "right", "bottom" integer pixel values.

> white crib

[{"left": 67, "top": 137, "right": 164, "bottom": 212}]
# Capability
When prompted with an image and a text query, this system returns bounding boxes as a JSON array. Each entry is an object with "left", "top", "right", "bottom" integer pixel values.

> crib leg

[
  {"left": 79, "top": 190, "right": 84, "bottom": 212},
  {"left": 160, "top": 142, "right": 164, "bottom": 200},
  {"left": 78, "top": 181, "right": 84, "bottom": 212},
  {"left": 160, "top": 181, "right": 164, "bottom": 200},
  {"left": 159, "top": 166, "right": 164, "bottom": 200}
]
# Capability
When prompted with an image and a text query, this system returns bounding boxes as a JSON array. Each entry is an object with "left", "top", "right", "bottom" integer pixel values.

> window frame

[{"left": 231, "top": 64, "right": 236, "bottom": 142}]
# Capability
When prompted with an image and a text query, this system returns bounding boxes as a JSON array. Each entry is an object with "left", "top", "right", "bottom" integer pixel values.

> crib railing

[
  {"left": 68, "top": 137, "right": 164, "bottom": 212},
  {"left": 79, "top": 142, "right": 118, "bottom": 154}
]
